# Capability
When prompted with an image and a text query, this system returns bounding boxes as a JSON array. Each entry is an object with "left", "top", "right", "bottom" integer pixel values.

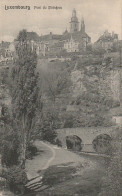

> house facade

[
  {"left": 94, "top": 30, "right": 119, "bottom": 51},
  {"left": 64, "top": 36, "right": 79, "bottom": 52}
]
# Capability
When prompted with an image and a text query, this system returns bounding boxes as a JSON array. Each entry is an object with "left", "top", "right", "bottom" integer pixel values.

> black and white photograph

[{"left": 0, "top": 0, "right": 122, "bottom": 195}]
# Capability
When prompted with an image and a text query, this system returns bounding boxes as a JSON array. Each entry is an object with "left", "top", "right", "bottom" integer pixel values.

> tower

[
  {"left": 70, "top": 9, "right": 79, "bottom": 33},
  {"left": 80, "top": 17, "right": 85, "bottom": 34}
]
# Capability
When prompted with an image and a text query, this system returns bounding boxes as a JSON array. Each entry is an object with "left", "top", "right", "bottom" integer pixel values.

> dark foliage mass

[
  {"left": 26, "top": 143, "right": 38, "bottom": 159},
  {"left": 42, "top": 165, "right": 76, "bottom": 186},
  {"left": 1, "top": 139, "right": 20, "bottom": 167},
  {"left": 100, "top": 128, "right": 122, "bottom": 196},
  {"left": 10, "top": 29, "right": 41, "bottom": 167},
  {"left": 2, "top": 166, "right": 27, "bottom": 194},
  {"left": 66, "top": 135, "right": 82, "bottom": 151},
  {"left": 92, "top": 134, "right": 112, "bottom": 154},
  {"left": 34, "top": 109, "right": 60, "bottom": 143},
  {"left": 0, "top": 117, "right": 21, "bottom": 167}
]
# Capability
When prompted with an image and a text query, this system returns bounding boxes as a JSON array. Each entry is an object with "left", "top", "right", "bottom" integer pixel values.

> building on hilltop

[
  {"left": 13, "top": 9, "right": 91, "bottom": 56},
  {"left": 80, "top": 17, "right": 85, "bottom": 34},
  {"left": 63, "top": 10, "right": 91, "bottom": 52},
  {"left": 64, "top": 35, "right": 79, "bottom": 52},
  {"left": 94, "top": 30, "right": 119, "bottom": 51},
  {"left": 38, "top": 9, "right": 91, "bottom": 55},
  {"left": 49, "top": 41, "right": 65, "bottom": 54},
  {"left": 70, "top": 9, "right": 79, "bottom": 33},
  {"left": 40, "top": 32, "right": 62, "bottom": 45},
  {"left": 0, "top": 41, "right": 14, "bottom": 64}
]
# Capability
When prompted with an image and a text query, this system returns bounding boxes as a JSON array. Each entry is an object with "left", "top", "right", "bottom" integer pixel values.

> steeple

[
  {"left": 80, "top": 16, "right": 85, "bottom": 34},
  {"left": 63, "top": 27, "right": 68, "bottom": 35},
  {"left": 70, "top": 9, "right": 79, "bottom": 33},
  {"left": 72, "top": 9, "right": 76, "bottom": 17}
]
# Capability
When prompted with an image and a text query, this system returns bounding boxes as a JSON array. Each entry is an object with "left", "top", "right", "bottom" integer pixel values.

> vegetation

[
  {"left": 66, "top": 135, "right": 82, "bottom": 151},
  {"left": 1, "top": 136, "right": 20, "bottom": 167},
  {"left": 35, "top": 110, "right": 58, "bottom": 143},
  {"left": 2, "top": 166, "right": 27, "bottom": 194},
  {"left": 100, "top": 128, "right": 122, "bottom": 196},
  {"left": 42, "top": 165, "right": 77, "bottom": 186},
  {"left": 11, "top": 29, "right": 41, "bottom": 167},
  {"left": 92, "top": 134, "right": 112, "bottom": 154},
  {"left": 38, "top": 59, "right": 71, "bottom": 104},
  {"left": 0, "top": 27, "right": 121, "bottom": 195}
]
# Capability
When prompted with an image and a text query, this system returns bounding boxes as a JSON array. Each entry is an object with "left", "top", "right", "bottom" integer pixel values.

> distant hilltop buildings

[
  {"left": 0, "top": 41, "right": 14, "bottom": 64},
  {"left": 16, "top": 9, "right": 92, "bottom": 56},
  {"left": 94, "top": 30, "right": 119, "bottom": 51},
  {"left": 0, "top": 9, "right": 121, "bottom": 62}
]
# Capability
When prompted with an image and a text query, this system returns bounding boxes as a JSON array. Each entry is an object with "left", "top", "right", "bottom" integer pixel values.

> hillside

[{"left": 36, "top": 52, "right": 121, "bottom": 128}]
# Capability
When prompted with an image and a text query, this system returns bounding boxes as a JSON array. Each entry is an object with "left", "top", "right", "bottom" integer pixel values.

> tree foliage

[
  {"left": 40, "top": 65, "right": 71, "bottom": 104},
  {"left": 36, "top": 110, "right": 58, "bottom": 143},
  {"left": 2, "top": 166, "right": 27, "bottom": 194},
  {"left": 100, "top": 128, "right": 122, "bottom": 196},
  {"left": 11, "top": 29, "right": 41, "bottom": 166}
]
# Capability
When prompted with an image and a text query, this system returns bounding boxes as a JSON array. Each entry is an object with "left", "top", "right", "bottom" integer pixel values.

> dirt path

[
  {"left": 25, "top": 140, "right": 88, "bottom": 180},
  {"left": 25, "top": 141, "right": 109, "bottom": 195},
  {"left": 41, "top": 141, "right": 56, "bottom": 170},
  {"left": 25, "top": 140, "right": 53, "bottom": 179}
]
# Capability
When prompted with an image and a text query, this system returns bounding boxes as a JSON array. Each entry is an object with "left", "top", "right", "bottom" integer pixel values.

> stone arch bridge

[{"left": 56, "top": 126, "right": 117, "bottom": 152}]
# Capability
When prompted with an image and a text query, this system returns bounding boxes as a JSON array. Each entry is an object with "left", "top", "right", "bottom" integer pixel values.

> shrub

[
  {"left": 64, "top": 120, "right": 74, "bottom": 128},
  {"left": 55, "top": 138, "right": 62, "bottom": 147},
  {"left": 100, "top": 129, "right": 122, "bottom": 196},
  {"left": 66, "top": 135, "right": 82, "bottom": 151},
  {"left": 63, "top": 115, "right": 74, "bottom": 128},
  {"left": 42, "top": 165, "right": 76, "bottom": 186},
  {"left": 92, "top": 134, "right": 112, "bottom": 154},
  {"left": 1, "top": 140, "right": 20, "bottom": 167},
  {"left": 36, "top": 111, "right": 58, "bottom": 144},
  {"left": 41, "top": 128, "right": 57, "bottom": 144},
  {"left": 26, "top": 143, "right": 38, "bottom": 159},
  {"left": 2, "top": 166, "right": 27, "bottom": 194}
]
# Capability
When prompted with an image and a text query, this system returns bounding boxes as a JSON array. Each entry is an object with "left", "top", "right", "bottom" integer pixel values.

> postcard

[{"left": 0, "top": 0, "right": 121, "bottom": 196}]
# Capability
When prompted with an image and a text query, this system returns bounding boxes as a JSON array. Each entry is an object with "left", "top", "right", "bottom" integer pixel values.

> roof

[
  {"left": 96, "top": 32, "right": 118, "bottom": 43},
  {"left": 96, "top": 35, "right": 113, "bottom": 43},
  {"left": 60, "top": 31, "right": 91, "bottom": 42},
  {"left": 40, "top": 30, "right": 91, "bottom": 43},
  {"left": 40, "top": 33, "right": 62, "bottom": 41},
  {"left": 26, "top": 32, "right": 40, "bottom": 41}
]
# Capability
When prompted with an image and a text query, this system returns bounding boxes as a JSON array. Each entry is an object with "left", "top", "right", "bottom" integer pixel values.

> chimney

[
  {"left": 112, "top": 31, "right": 114, "bottom": 38},
  {"left": 49, "top": 32, "right": 53, "bottom": 39}
]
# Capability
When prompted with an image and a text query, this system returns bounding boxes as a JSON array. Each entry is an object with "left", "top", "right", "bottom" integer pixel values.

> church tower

[
  {"left": 80, "top": 17, "right": 85, "bottom": 34},
  {"left": 70, "top": 9, "right": 79, "bottom": 33}
]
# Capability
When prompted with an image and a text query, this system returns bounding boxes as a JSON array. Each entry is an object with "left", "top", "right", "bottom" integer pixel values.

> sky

[{"left": 0, "top": 0, "right": 121, "bottom": 43}]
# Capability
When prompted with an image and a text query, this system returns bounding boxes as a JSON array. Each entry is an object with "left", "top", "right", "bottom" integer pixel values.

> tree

[
  {"left": 11, "top": 30, "right": 41, "bottom": 167},
  {"left": 2, "top": 166, "right": 28, "bottom": 194},
  {"left": 0, "top": 114, "right": 22, "bottom": 168},
  {"left": 42, "top": 69, "right": 70, "bottom": 104},
  {"left": 35, "top": 110, "right": 59, "bottom": 144}
]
